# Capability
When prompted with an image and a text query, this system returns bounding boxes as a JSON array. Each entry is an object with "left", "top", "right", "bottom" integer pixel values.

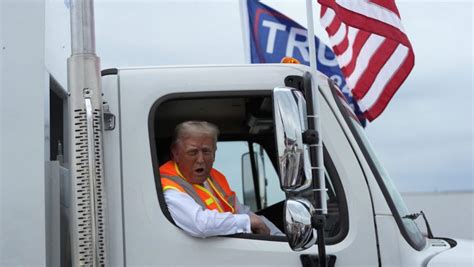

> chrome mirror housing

[
  {"left": 284, "top": 198, "right": 317, "bottom": 251},
  {"left": 273, "top": 87, "right": 311, "bottom": 192}
]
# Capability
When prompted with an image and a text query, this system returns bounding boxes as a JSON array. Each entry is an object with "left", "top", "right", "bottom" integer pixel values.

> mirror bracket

[
  {"left": 311, "top": 214, "right": 326, "bottom": 230},
  {"left": 302, "top": 129, "right": 319, "bottom": 145},
  {"left": 284, "top": 75, "right": 304, "bottom": 91}
]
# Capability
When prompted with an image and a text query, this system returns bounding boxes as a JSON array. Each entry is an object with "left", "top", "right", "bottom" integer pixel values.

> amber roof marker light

[{"left": 280, "top": 57, "right": 301, "bottom": 64}]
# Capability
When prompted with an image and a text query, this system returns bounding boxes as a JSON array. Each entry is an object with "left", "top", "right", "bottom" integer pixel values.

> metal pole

[
  {"left": 70, "top": 0, "right": 96, "bottom": 55},
  {"left": 306, "top": 0, "right": 317, "bottom": 71},
  {"left": 68, "top": 0, "right": 107, "bottom": 266},
  {"left": 306, "top": 0, "right": 327, "bottom": 219},
  {"left": 304, "top": 72, "right": 327, "bottom": 267},
  {"left": 238, "top": 0, "right": 251, "bottom": 63},
  {"left": 306, "top": 0, "right": 327, "bottom": 216}
]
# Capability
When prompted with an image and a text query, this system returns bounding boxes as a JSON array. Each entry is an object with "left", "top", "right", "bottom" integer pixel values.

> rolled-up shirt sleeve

[{"left": 164, "top": 189, "right": 251, "bottom": 238}]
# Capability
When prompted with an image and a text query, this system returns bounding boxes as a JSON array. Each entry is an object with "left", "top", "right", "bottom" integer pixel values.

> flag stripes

[{"left": 319, "top": 0, "right": 415, "bottom": 121}]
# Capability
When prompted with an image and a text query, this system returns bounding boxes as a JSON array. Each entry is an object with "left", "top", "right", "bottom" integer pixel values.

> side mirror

[
  {"left": 284, "top": 198, "right": 317, "bottom": 251},
  {"left": 273, "top": 87, "right": 311, "bottom": 192}
]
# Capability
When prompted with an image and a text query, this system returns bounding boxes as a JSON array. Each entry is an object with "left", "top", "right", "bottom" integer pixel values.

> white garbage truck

[{"left": 1, "top": 0, "right": 472, "bottom": 266}]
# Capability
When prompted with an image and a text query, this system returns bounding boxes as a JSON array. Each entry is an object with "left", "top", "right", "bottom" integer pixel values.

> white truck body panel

[
  {"left": 101, "top": 74, "right": 125, "bottom": 267},
  {"left": 1, "top": 1, "right": 47, "bottom": 266},
  {"left": 427, "top": 239, "right": 474, "bottom": 267}
]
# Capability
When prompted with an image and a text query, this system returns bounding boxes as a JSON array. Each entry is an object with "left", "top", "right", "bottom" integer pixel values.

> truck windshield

[{"left": 330, "top": 84, "right": 426, "bottom": 250}]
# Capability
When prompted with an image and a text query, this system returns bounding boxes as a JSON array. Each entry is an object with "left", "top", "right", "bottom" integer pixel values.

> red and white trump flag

[{"left": 318, "top": 0, "right": 415, "bottom": 121}]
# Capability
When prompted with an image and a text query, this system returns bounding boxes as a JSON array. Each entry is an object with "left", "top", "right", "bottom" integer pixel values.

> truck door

[{"left": 115, "top": 66, "right": 379, "bottom": 266}]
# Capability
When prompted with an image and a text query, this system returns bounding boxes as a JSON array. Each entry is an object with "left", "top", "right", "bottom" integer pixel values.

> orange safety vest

[{"left": 160, "top": 160, "right": 236, "bottom": 213}]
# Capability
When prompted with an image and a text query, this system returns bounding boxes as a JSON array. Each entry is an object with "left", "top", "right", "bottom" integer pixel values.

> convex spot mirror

[
  {"left": 284, "top": 198, "right": 317, "bottom": 251},
  {"left": 273, "top": 87, "right": 311, "bottom": 192}
]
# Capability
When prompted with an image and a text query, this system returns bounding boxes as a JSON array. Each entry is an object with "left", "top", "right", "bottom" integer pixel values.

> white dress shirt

[{"left": 164, "top": 189, "right": 284, "bottom": 238}]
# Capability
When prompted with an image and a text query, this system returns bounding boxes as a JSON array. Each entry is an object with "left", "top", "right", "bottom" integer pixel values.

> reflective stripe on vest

[
  {"left": 161, "top": 174, "right": 235, "bottom": 213},
  {"left": 161, "top": 174, "right": 207, "bottom": 209},
  {"left": 206, "top": 178, "right": 236, "bottom": 213}
]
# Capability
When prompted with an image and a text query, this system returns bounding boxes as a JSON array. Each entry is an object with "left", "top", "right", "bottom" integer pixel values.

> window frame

[
  {"left": 149, "top": 91, "right": 285, "bottom": 242},
  {"left": 148, "top": 91, "right": 349, "bottom": 244},
  {"left": 327, "top": 81, "right": 427, "bottom": 250}
]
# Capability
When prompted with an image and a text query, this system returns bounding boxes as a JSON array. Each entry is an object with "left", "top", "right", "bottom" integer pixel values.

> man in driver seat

[{"left": 160, "top": 121, "right": 282, "bottom": 238}]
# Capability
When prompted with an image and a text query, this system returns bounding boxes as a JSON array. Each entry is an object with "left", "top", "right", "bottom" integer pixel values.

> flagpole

[
  {"left": 238, "top": 0, "right": 251, "bottom": 63},
  {"left": 306, "top": 1, "right": 327, "bottom": 267},
  {"left": 306, "top": 0, "right": 317, "bottom": 71}
]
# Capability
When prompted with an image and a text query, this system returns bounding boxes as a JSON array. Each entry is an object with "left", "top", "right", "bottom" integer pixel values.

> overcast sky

[{"left": 93, "top": 0, "right": 473, "bottom": 193}]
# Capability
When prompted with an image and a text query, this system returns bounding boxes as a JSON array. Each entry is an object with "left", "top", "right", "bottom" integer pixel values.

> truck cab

[
  {"left": 90, "top": 63, "right": 454, "bottom": 266},
  {"left": 3, "top": 1, "right": 472, "bottom": 266}
]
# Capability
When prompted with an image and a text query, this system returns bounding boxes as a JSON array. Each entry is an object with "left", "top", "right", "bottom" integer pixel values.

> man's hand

[{"left": 249, "top": 213, "right": 271, "bottom": 235}]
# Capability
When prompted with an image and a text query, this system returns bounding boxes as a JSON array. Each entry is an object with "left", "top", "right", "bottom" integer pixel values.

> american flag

[{"left": 318, "top": 0, "right": 415, "bottom": 121}]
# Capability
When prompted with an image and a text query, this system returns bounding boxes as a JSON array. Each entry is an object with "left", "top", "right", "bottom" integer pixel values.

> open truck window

[{"left": 150, "top": 93, "right": 348, "bottom": 243}]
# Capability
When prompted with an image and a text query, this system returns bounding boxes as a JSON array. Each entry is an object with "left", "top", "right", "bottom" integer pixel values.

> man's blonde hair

[{"left": 172, "top": 121, "right": 219, "bottom": 147}]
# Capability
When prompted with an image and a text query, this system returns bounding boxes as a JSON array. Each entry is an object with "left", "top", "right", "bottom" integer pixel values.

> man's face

[{"left": 172, "top": 134, "right": 216, "bottom": 184}]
